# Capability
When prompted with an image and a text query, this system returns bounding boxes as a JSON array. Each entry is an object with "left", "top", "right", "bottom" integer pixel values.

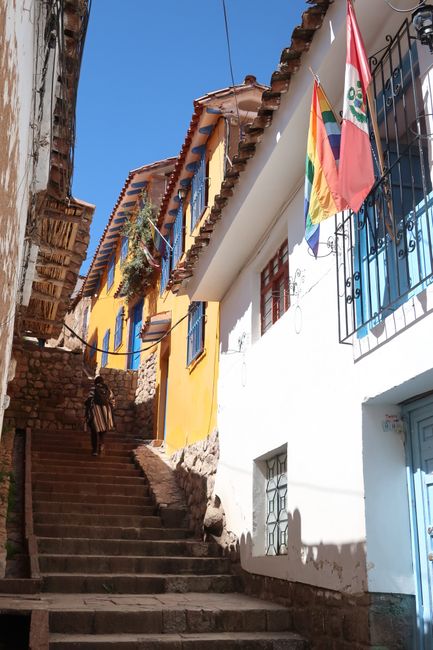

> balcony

[{"left": 336, "top": 19, "right": 433, "bottom": 343}]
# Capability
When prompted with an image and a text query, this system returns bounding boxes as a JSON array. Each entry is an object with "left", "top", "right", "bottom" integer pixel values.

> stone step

[
  {"left": 48, "top": 600, "right": 290, "bottom": 634},
  {"left": 38, "top": 537, "right": 220, "bottom": 557},
  {"left": 33, "top": 450, "right": 132, "bottom": 461},
  {"left": 33, "top": 431, "right": 136, "bottom": 440},
  {"left": 34, "top": 512, "right": 162, "bottom": 528},
  {"left": 32, "top": 465, "right": 143, "bottom": 478},
  {"left": 33, "top": 473, "right": 145, "bottom": 486},
  {"left": 39, "top": 554, "right": 231, "bottom": 574},
  {"left": 33, "top": 501, "right": 155, "bottom": 516},
  {"left": 33, "top": 481, "right": 149, "bottom": 497},
  {"left": 42, "top": 573, "right": 238, "bottom": 594},
  {"left": 49, "top": 631, "right": 306, "bottom": 648},
  {"left": 33, "top": 458, "right": 138, "bottom": 472},
  {"left": 34, "top": 524, "right": 191, "bottom": 540},
  {"left": 33, "top": 492, "right": 152, "bottom": 507},
  {"left": 33, "top": 442, "right": 136, "bottom": 453}
]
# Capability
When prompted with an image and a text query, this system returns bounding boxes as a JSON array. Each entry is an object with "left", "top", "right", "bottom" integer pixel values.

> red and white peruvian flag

[{"left": 339, "top": 0, "right": 375, "bottom": 213}]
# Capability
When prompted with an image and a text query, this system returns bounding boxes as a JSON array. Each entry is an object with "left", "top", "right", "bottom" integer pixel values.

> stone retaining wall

[
  {"left": 4, "top": 342, "right": 91, "bottom": 432},
  {"left": 134, "top": 353, "right": 157, "bottom": 439},
  {"left": 98, "top": 368, "right": 137, "bottom": 435},
  {"left": 0, "top": 427, "right": 14, "bottom": 577},
  {"left": 239, "top": 571, "right": 415, "bottom": 649},
  {"left": 168, "top": 430, "right": 238, "bottom": 555},
  {"left": 99, "top": 353, "right": 157, "bottom": 438}
]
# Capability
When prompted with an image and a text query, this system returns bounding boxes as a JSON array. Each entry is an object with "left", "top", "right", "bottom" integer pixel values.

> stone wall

[
  {"left": 99, "top": 367, "right": 137, "bottom": 436},
  {"left": 168, "top": 430, "right": 237, "bottom": 554},
  {"left": 134, "top": 353, "right": 157, "bottom": 439},
  {"left": 239, "top": 572, "right": 415, "bottom": 649},
  {"left": 4, "top": 341, "right": 91, "bottom": 432},
  {"left": 99, "top": 357, "right": 156, "bottom": 439},
  {"left": 0, "top": 427, "right": 14, "bottom": 577},
  {"left": 49, "top": 295, "right": 91, "bottom": 352}
]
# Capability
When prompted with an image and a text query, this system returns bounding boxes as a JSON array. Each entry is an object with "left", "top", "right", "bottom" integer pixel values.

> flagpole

[
  {"left": 147, "top": 218, "right": 173, "bottom": 251},
  {"left": 366, "top": 82, "right": 394, "bottom": 239}
]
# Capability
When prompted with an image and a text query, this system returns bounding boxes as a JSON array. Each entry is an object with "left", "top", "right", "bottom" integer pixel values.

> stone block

[
  {"left": 266, "top": 609, "right": 291, "bottom": 632},
  {"left": 162, "top": 608, "right": 187, "bottom": 634},
  {"left": 342, "top": 607, "right": 369, "bottom": 644}
]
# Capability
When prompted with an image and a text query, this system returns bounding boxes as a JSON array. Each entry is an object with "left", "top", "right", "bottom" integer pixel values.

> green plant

[{"left": 120, "top": 192, "right": 158, "bottom": 301}]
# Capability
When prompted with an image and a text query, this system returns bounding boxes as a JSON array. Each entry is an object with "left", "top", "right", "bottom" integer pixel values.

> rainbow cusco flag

[{"left": 304, "top": 80, "right": 347, "bottom": 257}]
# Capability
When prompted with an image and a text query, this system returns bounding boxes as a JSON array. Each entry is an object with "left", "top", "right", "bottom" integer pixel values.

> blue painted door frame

[
  {"left": 404, "top": 395, "right": 433, "bottom": 649},
  {"left": 127, "top": 299, "right": 144, "bottom": 370}
]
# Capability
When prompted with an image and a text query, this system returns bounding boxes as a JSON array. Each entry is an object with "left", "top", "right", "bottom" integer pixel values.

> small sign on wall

[{"left": 382, "top": 414, "right": 406, "bottom": 436}]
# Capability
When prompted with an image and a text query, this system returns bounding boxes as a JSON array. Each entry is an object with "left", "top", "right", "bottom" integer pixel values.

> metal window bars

[
  {"left": 172, "top": 202, "right": 184, "bottom": 270},
  {"left": 191, "top": 153, "right": 206, "bottom": 232},
  {"left": 265, "top": 452, "right": 288, "bottom": 556},
  {"left": 336, "top": 19, "right": 433, "bottom": 343},
  {"left": 187, "top": 301, "right": 205, "bottom": 365}
]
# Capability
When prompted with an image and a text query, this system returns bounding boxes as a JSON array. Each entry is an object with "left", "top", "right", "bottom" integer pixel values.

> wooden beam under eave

[
  {"left": 30, "top": 290, "right": 58, "bottom": 304},
  {"left": 38, "top": 243, "right": 82, "bottom": 263},
  {"left": 33, "top": 274, "right": 69, "bottom": 289},
  {"left": 43, "top": 209, "right": 82, "bottom": 223},
  {"left": 21, "top": 317, "right": 63, "bottom": 328},
  {"left": 36, "top": 261, "right": 69, "bottom": 271}
]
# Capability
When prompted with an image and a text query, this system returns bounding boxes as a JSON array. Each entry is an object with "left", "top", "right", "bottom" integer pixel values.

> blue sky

[{"left": 73, "top": 0, "right": 308, "bottom": 273}]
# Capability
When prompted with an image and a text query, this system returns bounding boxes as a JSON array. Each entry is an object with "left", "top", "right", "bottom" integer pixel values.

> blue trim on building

[
  {"left": 187, "top": 302, "right": 205, "bottom": 365},
  {"left": 114, "top": 307, "right": 124, "bottom": 350},
  {"left": 101, "top": 329, "right": 110, "bottom": 367}
]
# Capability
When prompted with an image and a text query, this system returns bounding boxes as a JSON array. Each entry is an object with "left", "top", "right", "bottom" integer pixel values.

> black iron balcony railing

[{"left": 336, "top": 19, "right": 433, "bottom": 343}]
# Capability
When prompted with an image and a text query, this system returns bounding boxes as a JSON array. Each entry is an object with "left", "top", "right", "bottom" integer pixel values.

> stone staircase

[{"left": 31, "top": 428, "right": 306, "bottom": 648}]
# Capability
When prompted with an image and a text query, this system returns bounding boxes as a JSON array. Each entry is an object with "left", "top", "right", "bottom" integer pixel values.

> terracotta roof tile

[{"left": 171, "top": 1, "right": 332, "bottom": 293}]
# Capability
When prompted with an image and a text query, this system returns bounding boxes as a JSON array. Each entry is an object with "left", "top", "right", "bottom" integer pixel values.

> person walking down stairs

[{"left": 84, "top": 376, "right": 115, "bottom": 456}]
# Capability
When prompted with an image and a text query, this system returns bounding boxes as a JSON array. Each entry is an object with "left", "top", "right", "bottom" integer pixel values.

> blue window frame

[
  {"left": 191, "top": 152, "right": 206, "bottom": 232},
  {"left": 107, "top": 254, "right": 115, "bottom": 291},
  {"left": 120, "top": 236, "right": 128, "bottom": 263},
  {"left": 172, "top": 201, "right": 184, "bottom": 270},
  {"left": 101, "top": 329, "right": 110, "bottom": 367},
  {"left": 187, "top": 302, "right": 205, "bottom": 365},
  {"left": 89, "top": 336, "right": 97, "bottom": 361},
  {"left": 160, "top": 245, "right": 171, "bottom": 295},
  {"left": 114, "top": 307, "right": 124, "bottom": 349}
]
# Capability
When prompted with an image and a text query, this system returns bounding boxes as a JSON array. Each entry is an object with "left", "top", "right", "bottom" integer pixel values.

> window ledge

[{"left": 188, "top": 347, "right": 206, "bottom": 373}]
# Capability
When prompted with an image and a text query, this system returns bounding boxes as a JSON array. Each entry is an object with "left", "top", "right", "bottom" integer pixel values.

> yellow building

[
  {"left": 81, "top": 157, "right": 176, "bottom": 372},
  {"left": 140, "top": 78, "right": 266, "bottom": 453},
  {"left": 83, "top": 78, "right": 266, "bottom": 454}
]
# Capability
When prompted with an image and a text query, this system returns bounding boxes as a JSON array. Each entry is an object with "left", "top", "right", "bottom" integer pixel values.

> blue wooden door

[
  {"left": 406, "top": 398, "right": 433, "bottom": 648},
  {"left": 128, "top": 299, "right": 143, "bottom": 370}
]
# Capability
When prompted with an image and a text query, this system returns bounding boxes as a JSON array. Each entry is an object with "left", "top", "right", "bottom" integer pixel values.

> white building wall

[
  {"left": 0, "top": 0, "right": 53, "bottom": 434},
  {"left": 216, "top": 179, "right": 422, "bottom": 595}
]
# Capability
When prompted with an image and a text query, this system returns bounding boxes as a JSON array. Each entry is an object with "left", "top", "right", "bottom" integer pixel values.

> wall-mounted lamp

[
  {"left": 288, "top": 269, "right": 305, "bottom": 297},
  {"left": 412, "top": 2, "right": 433, "bottom": 52},
  {"left": 178, "top": 187, "right": 188, "bottom": 201}
]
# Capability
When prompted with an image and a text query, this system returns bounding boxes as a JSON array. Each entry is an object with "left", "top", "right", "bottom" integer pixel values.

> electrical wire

[
  {"left": 384, "top": 0, "right": 424, "bottom": 12},
  {"left": 221, "top": 0, "right": 242, "bottom": 139},
  {"left": 63, "top": 310, "right": 190, "bottom": 356}
]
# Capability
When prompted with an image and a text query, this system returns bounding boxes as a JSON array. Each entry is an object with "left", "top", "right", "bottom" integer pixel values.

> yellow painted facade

[
  {"left": 86, "top": 243, "right": 128, "bottom": 371},
  {"left": 140, "top": 122, "right": 225, "bottom": 454},
  {"left": 85, "top": 81, "right": 265, "bottom": 453}
]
